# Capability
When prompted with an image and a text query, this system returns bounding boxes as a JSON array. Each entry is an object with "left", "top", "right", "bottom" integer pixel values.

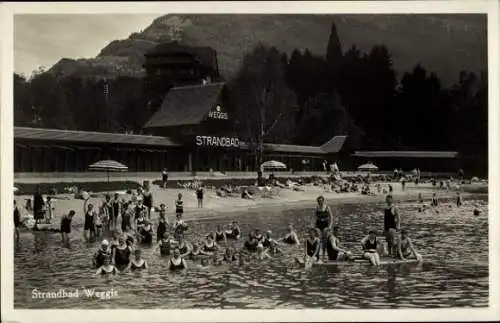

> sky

[{"left": 14, "top": 14, "right": 163, "bottom": 77}]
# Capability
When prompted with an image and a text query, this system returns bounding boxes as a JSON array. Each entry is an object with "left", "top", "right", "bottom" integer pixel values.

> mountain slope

[{"left": 48, "top": 14, "right": 487, "bottom": 85}]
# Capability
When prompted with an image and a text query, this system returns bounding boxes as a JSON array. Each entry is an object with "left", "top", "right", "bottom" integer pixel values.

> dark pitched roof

[
  {"left": 320, "top": 136, "right": 347, "bottom": 153},
  {"left": 352, "top": 151, "right": 459, "bottom": 158},
  {"left": 15, "top": 127, "right": 180, "bottom": 147},
  {"left": 144, "top": 83, "right": 225, "bottom": 128}
]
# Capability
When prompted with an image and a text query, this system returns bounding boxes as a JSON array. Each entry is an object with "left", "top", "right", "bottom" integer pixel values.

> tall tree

[
  {"left": 324, "top": 22, "right": 343, "bottom": 88},
  {"left": 229, "top": 44, "right": 296, "bottom": 169}
]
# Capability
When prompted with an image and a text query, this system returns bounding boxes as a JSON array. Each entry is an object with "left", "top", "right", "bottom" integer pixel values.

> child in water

[
  {"left": 95, "top": 257, "right": 118, "bottom": 276},
  {"left": 129, "top": 249, "right": 148, "bottom": 271}
]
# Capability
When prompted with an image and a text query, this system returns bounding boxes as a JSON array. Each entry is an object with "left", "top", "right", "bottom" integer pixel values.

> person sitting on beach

[
  {"left": 241, "top": 188, "right": 253, "bottom": 199},
  {"left": 304, "top": 228, "right": 321, "bottom": 264},
  {"left": 138, "top": 220, "right": 154, "bottom": 245},
  {"left": 129, "top": 249, "right": 148, "bottom": 271},
  {"left": 397, "top": 229, "right": 422, "bottom": 262},
  {"left": 244, "top": 231, "right": 259, "bottom": 253},
  {"left": 83, "top": 199, "right": 97, "bottom": 241},
  {"left": 175, "top": 193, "right": 184, "bottom": 218},
  {"left": 155, "top": 232, "right": 174, "bottom": 256},
  {"left": 281, "top": 224, "right": 300, "bottom": 245},
  {"left": 324, "top": 227, "right": 353, "bottom": 262},
  {"left": 112, "top": 237, "right": 133, "bottom": 271},
  {"left": 225, "top": 221, "right": 241, "bottom": 240},
  {"left": 201, "top": 234, "right": 219, "bottom": 255},
  {"left": 361, "top": 230, "right": 382, "bottom": 266},
  {"left": 157, "top": 203, "right": 168, "bottom": 242},
  {"left": 93, "top": 240, "right": 112, "bottom": 268},
  {"left": 212, "top": 224, "right": 228, "bottom": 245},
  {"left": 96, "top": 257, "right": 118, "bottom": 276},
  {"left": 169, "top": 247, "right": 188, "bottom": 271}
]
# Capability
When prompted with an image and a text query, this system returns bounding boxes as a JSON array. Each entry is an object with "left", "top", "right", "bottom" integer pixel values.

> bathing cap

[{"left": 101, "top": 239, "right": 109, "bottom": 246}]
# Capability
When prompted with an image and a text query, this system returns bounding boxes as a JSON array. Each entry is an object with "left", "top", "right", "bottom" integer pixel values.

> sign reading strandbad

[{"left": 196, "top": 136, "right": 240, "bottom": 148}]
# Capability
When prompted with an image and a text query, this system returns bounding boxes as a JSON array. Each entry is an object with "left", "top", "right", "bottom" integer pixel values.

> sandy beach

[{"left": 16, "top": 181, "right": 485, "bottom": 229}]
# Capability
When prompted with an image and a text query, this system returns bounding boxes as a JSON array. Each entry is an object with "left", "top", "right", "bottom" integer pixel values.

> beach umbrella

[
  {"left": 357, "top": 163, "right": 379, "bottom": 172},
  {"left": 261, "top": 160, "right": 287, "bottom": 170},
  {"left": 88, "top": 160, "right": 128, "bottom": 183}
]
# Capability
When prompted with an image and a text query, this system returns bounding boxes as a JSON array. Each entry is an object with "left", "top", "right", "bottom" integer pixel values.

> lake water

[{"left": 14, "top": 196, "right": 489, "bottom": 308}]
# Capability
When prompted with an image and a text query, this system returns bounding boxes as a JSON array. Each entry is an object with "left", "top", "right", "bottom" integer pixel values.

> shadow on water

[{"left": 14, "top": 196, "right": 488, "bottom": 308}]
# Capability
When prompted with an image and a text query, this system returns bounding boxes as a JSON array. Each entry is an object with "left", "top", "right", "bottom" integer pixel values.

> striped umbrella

[
  {"left": 357, "top": 163, "right": 379, "bottom": 172},
  {"left": 88, "top": 160, "right": 128, "bottom": 183},
  {"left": 261, "top": 160, "right": 287, "bottom": 170}
]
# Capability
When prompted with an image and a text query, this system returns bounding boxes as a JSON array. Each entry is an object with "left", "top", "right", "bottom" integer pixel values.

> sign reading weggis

[
  {"left": 208, "top": 105, "right": 228, "bottom": 120},
  {"left": 196, "top": 136, "right": 239, "bottom": 148}
]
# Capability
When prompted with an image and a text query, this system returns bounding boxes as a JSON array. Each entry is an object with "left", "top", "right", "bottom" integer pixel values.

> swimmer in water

[
  {"left": 95, "top": 257, "right": 118, "bottom": 276},
  {"left": 244, "top": 231, "right": 259, "bottom": 253},
  {"left": 256, "top": 243, "right": 271, "bottom": 260},
  {"left": 225, "top": 221, "right": 241, "bottom": 240},
  {"left": 456, "top": 191, "right": 463, "bottom": 207},
  {"left": 201, "top": 234, "right": 219, "bottom": 255},
  {"left": 155, "top": 232, "right": 174, "bottom": 256},
  {"left": 304, "top": 227, "right": 321, "bottom": 263},
  {"left": 324, "top": 227, "right": 354, "bottom": 262},
  {"left": 173, "top": 213, "right": 188, "bottom": 241},
  {"left": 129, "top": 249, "right": 148, "bottom": 271},
  {"left": 281, "top": 224, "right": 300, "bottom": 245},
  {"left": 223, "top": 247, "right": 238, "bottom": 263},
  {"left": 60, "top": 210, "right": 75, "bottom": 242},
  {"left": 361, "top": 230, "right": 382, "bottom": 266},
  {"left": 177, "top": 235, "right": 193, "bottom": 258},
  {"left": 138, "top": 220, "right": 154, "bottom": 245},
  {"left": 313, "top": 195, "right": 335, "bottom": 259},
  {"left": 262, "top": 230, "right": 282, "bottom": 255},
  {"left": 212, "top": 224, "right": 228, "bottom": 245},
  {"left": 156, "top": 203, "right": 168, "bottom": 242},
  {"left": 397, "top": 229, "right": 423, "bottom": 262},
  {"left": 14, "top": 200, "right": 21, "bottom": 241},
  {"left": 93, "top": 239, "right": 112, "bottom": 268},
  {"left": 169, "top": 248, "right": 187, "bottom": 271},
  {"left": 254, "top": 229, "right": 264, "bottom": 242},
  {"left": 112, "top": 237, "right": 133, "bottom": 271},
  {"left": 431, "top": 192, "right": 439, "bottom": 207},
  {"left": 83, "top": 199, "right": 97, "bottom": 241},
  {"left": 383, "top": 195, "right": 400, "bottom": 257}
]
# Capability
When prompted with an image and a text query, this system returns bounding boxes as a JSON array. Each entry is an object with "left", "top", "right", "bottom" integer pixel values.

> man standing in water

[
  {"left": 33, "top": 186, "right": 45, "bottom": 226},
  {"left": 383, "top": 194, "right": 400, "bottom": 257},
  {"left": 313, "top": 196, "right": 336, "bottom": 259}
]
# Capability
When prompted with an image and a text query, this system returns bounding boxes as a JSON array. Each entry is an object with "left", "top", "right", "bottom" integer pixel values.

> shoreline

[{"left": 17, "top": 182, "right": 486, "bottom": 230}]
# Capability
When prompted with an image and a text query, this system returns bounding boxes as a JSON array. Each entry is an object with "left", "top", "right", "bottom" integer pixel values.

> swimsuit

[
  {"left": 159, "top": 240, "right": 171, "bottom": 256},
  {"left": 95, "top": 249, "right": 111, "bottom": 268},
  {"left": 215, "top": 232, "right": 225, "bottom": 243},
  {"left": 99, "top": 266, "right": 117, "bottom": 276},
  {"left": 244, "top": 240, "right": 258, "bottom": 252},
  {"left": 111, "top": 200, "right": 120, "bottom": 220},
  {"left": 121, "top": 211, "right": 132, "bottom": 231},
  {"left": 130, "top": 260, "right": 147, "bottom": 270},
  {"left": 203, "top": 242, "right": 217, "bottom": 252},
  {"left": 175, "top": 200, "right": 184, "bottom": 214},
  {"left": 384, "top": 207, "right": 396, "bottom": 231},
  {"left": 315, "top": 207, "right": 330, "bottom": 231},
  {"left": 363, "top": 237, "right": 378, "bottom": 252},
  {"left": 84, "top": 211, "right": 95, "bottom": 232},
  {"left": 169, "top": 258, "right": 185, "bottom": 271},
  {"left": 114, "top": 246, "right": 131, "bottom": 270},
  {"left": 283, "top": 233, "right": 297, "bottom": 244},
  {"left": 14, "top": 207, "right": 21, "bottom": 228},
  {"left": 157, "top": 219, "right": 167, "bottom": 241},
  {"left": 143, "top": 192, "right": 152, "bottom": 209},
  {"left": 306, "top": 238, "right": 319, "bottom": 260},
  {"left": 326, "top": 235, "right": 340, "bottom": 260}
]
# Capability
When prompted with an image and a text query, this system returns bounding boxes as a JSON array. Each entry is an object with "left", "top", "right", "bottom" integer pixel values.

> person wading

[
  {"left": 312, "top": 196, "right": 335, "bottom": 259},
  {"left": 383, "top": 195, "right": 400, "bottom": 257}
]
